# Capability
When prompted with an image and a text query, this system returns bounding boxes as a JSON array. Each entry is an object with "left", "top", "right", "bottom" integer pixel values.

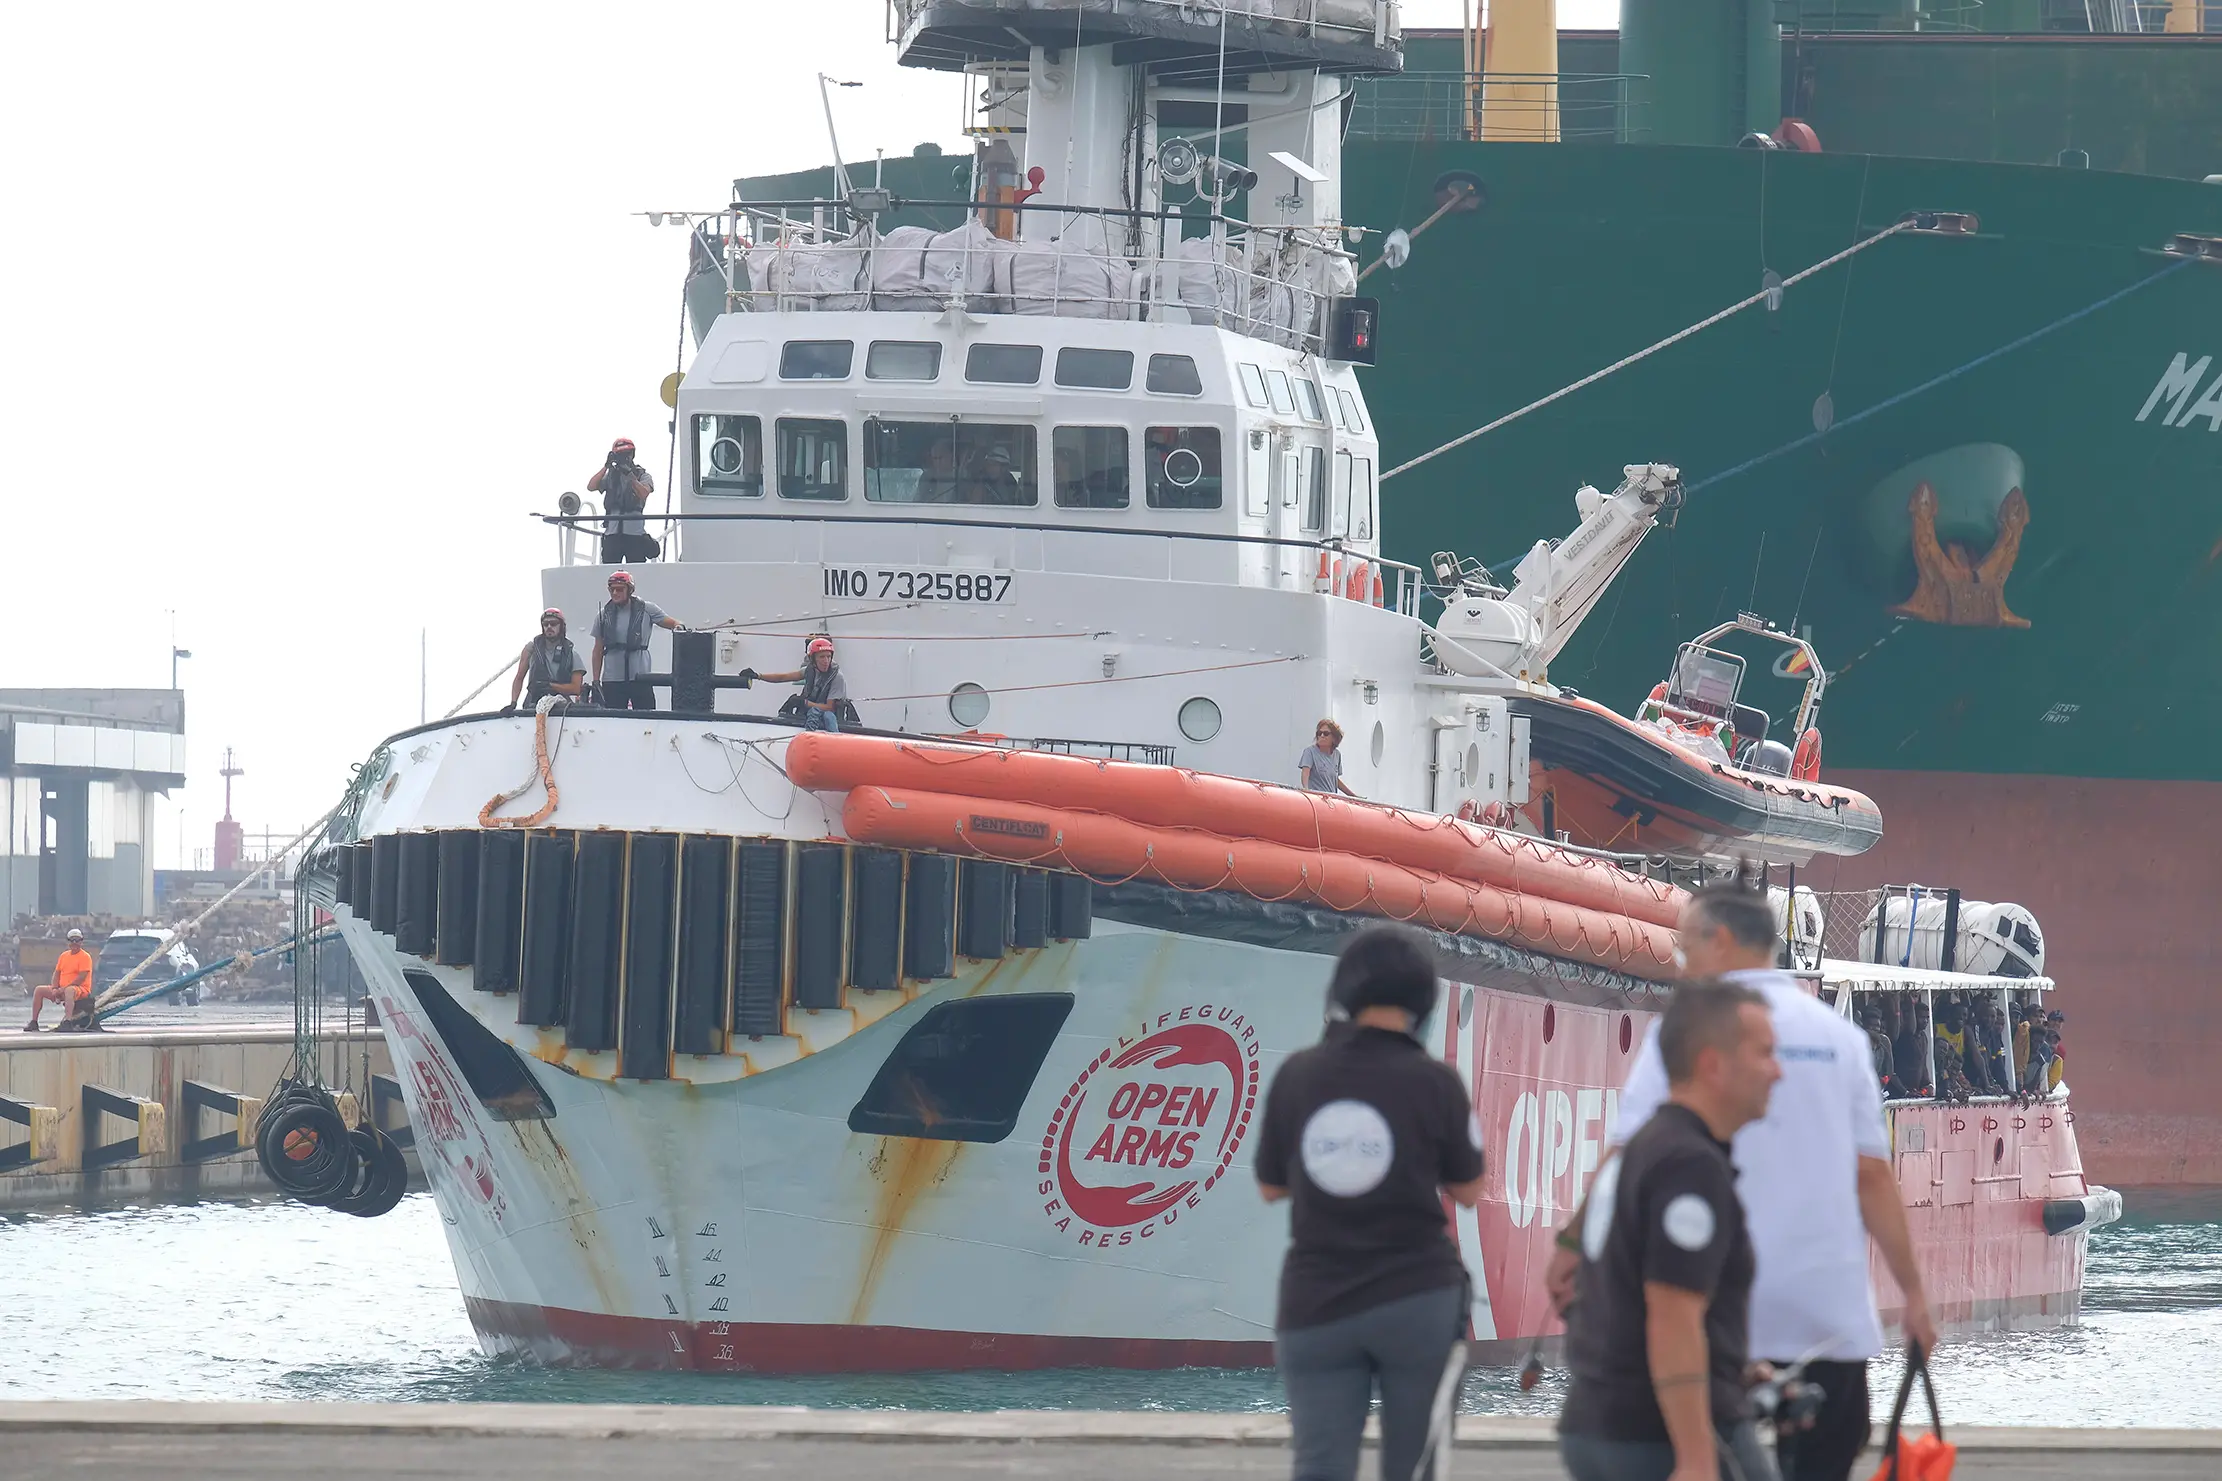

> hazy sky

[{"left": 0, "top": 0, "right": 1616, "bottom": 865}]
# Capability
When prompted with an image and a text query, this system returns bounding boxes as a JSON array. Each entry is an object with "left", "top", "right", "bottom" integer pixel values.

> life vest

[
  {"left": 525, "top": 637, "right": 581, "bottom": 701},
  {"left": 802, "top": 662, "right": 843, "bottom": 708}
]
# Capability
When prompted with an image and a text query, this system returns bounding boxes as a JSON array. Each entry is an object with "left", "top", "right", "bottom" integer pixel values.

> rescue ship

[{"left": 292, "top": 0, "right": 2115, "bottom": 1370}]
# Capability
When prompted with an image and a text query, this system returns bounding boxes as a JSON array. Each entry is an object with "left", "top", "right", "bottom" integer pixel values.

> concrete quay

[
  {"left": 0, "top": 1404, "right": 2214, "bottom": 1481},
  {"left": 0, "top": 1022, "right": 408, "bottom": 1206}
]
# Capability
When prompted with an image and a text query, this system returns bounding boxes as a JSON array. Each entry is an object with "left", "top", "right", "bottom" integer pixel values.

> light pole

[{"left": 168, "top": 610, "right": 191, "bottom": 690}]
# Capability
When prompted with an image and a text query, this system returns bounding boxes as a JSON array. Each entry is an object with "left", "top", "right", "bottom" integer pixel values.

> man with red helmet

[
  {"left": 757, "top": 636, "right": 850, "bottom": 731},
  {"left": 505, "top": 608, "right": 586, "bottom": 711},
  {"left": 590, "top": 571, "right": 683, "bottom": 711},
  {"left": 586, "top": 436, "right": 656, "bottom": 564}
]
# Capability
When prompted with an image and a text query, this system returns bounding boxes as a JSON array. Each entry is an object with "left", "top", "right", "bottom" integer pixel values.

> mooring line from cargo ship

[
  {"left": 1686, "top": 257, "right": 2198, "bottom": 496},
  {"left": 478, "top": 697, "right": 566, "bottom": 829},
  {"left": 1379, "top": 219, "right": 1919, "bottom": 483},
  {"left": 91, "top": 802, "right": 343, "bottom": 1014}
]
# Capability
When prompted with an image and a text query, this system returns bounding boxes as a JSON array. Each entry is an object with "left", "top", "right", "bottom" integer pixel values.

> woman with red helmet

[{"left": 757, "top": 635, "right": 850, "bottom": 732}]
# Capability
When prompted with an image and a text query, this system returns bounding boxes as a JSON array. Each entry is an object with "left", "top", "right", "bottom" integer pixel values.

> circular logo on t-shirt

[
  {"left": 1300, "top": 1099, "right": 1395, "bottom": 1197},
  {"left": 1662, "top": 1192, "right": 1717, "bottom": 1252},
  {"left": 1037, "top": 1010, "right": 1261, "bottom": 1249}
]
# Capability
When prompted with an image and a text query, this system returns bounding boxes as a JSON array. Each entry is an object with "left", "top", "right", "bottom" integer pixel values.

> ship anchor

[{"left": 1891, "top": 481, "right": 2031, "bottom": 629}]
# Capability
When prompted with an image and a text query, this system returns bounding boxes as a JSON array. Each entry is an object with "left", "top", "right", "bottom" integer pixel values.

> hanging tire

[
  {"left": 256, "top": 1098, "right": 356, "bottom": 1201},
  {"left": 342, "top": 1128, "right": 411, "bottom": 1218},
  {"left": 322, "top": 1127, "right": 386, "bottom": 1213}
]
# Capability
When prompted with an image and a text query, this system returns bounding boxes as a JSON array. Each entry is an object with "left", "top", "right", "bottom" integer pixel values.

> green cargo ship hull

[{"left": 1341, "top": 141, "right": 2222, "bottom": 1183}]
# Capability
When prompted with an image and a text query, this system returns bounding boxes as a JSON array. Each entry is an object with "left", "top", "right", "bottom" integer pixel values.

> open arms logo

[{"left": 1038, "top": 1012, "right": 1261, "bottom": 1248}]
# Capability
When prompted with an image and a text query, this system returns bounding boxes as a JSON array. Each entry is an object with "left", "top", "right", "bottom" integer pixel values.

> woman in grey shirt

[{"left": 1299, "top": 718, "right": 1359, "bottom": 797}]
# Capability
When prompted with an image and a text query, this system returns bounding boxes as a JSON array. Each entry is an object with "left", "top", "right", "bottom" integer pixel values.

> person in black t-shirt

[
  {"left": 1255, "top": 927, "right": 1486, "bottom": 1481},
  {"left": 1560, "top": 979, "right": 1782, "bottom": 1481}
]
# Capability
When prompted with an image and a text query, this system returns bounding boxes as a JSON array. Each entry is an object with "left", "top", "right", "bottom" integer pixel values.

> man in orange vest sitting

[{"left": 27, "top": 928, "right": 93, "bottom": 1032}]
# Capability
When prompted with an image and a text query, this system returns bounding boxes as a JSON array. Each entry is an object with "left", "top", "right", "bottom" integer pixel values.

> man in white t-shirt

[{"left": 1548, "top": 883, "right": 1937, "bottom": 1481}]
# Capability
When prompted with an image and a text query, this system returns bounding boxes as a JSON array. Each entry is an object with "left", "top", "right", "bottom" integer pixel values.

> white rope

[
  {"left": 93, "top": 802, "right": 343, "bottom": 1011},
  {"left": 1379, "top": 220, "right": 1915, "bottom": 483},
  {"left": 443, "top": 655, "right": 519, "bottom": 721}
]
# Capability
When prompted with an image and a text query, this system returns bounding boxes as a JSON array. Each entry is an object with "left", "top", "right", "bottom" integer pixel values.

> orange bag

[{"left": 1866, "top": 1344, "right": 1956, "bottom": 1481}]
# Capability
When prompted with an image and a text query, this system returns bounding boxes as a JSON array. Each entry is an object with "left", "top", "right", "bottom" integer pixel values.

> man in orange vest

[{"left": 27, "top": 928, "right": 93, "bottom": 1031}]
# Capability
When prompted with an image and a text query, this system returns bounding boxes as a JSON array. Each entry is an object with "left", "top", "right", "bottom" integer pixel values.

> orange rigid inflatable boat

[{"left": 787, "top": 732, "right": 1682, "bottom": 978}]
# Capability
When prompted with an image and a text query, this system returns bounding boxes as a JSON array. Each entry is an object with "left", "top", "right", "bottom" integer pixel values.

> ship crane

[{"left": 1425, "top": 462, "right": 1683, "bottom": 686}]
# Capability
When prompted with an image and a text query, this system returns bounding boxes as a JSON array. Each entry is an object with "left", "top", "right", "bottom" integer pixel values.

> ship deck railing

[
  {"left": 537, "top": 505, "right": 1430, "bottom": 617},
  {"left": 675, "top": 198, "right": 1361, "bottom": 358},
  {"left": 1344, "top": 71, "right": 1648, "bottom": 144},
  {"left": 1779, "top": 0, "right": 2219, "bottom": 36}
]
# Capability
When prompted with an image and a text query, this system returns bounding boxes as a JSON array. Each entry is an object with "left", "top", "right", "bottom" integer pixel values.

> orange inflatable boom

[
  {"left": 787, "top": 731, "right": 1684, "bottom": 930},
  {"left": 841, "top": 785, "right": 1681, "bottom": 979}
]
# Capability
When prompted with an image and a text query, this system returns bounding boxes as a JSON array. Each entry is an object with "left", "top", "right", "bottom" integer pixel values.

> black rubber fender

[
  {"left": 322, "top": 1127, "right": 386, "bottom": 1214},
  {"left": 342, "top": 1127, "right": 411, "bottom": 1218},
  {"left": 257, "top": 1098, "right": 356, "bottom": 1201}
]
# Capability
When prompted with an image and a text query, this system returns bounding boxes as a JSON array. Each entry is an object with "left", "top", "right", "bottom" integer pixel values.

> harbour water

[{"left": 2, "top": 1188, "right": 2214, "bottom": 1423}]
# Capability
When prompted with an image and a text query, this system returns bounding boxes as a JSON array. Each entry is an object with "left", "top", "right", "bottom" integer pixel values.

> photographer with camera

[{"left": 586, "top": 436, "right": 657, "bottom": 564}]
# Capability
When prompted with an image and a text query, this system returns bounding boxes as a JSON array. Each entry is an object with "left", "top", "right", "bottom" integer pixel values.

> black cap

[{"left": 1327, "top": 926, "right": 1439, "bottom": 1026}]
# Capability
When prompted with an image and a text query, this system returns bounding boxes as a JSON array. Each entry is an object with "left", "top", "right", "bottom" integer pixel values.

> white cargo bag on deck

[
  {"left": 746, "top": 237, "right": 870, "bottom": 311},
  {"left": 1007, "top": 215, "right": 1135, "bottom": 319},
  {"left": 919, "top": 220, "right": 1013, "bottom": 311},
  {"left": 869, "top": 225, "right": 939, "bottom": 311}
]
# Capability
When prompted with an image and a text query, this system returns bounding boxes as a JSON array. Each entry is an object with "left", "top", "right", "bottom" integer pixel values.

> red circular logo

[{"left": 1037, "top": 1009, "right": 1261, "bottom": 1248}]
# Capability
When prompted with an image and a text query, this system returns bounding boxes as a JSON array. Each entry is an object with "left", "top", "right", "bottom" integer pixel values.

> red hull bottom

[
  {"left": 1833, "top": 768, "right": 2222, "bottom": 1186},
  {"left": 462, "top": 1289, "right": 2087, "bottom": 1374}
]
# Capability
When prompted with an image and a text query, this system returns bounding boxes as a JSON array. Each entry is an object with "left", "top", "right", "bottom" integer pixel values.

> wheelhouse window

[
  {"left": 1354, "top": 456, "right": 1374, "bottom": 538},
  {"left": 1053, "top": 427, "right": 1128, "bottom": 509},
  {"left": 1144, "top": 426, "right": 1222, "bottom": 510},
  {"left": 777, "top": 418, "right": 848, "bottom": 500},
  {"left": 1264, "top": 369, "right": 1296, "bottom": 415},
  {"left": 694, "top": 414, "right": 763, "bottom": 498},
  {"left": 1147, "top": 353, "right": 1204, "bottom": 397},
  {"left": 1236, "top": 364, "right": 1269, "bottom": 408},
  {"left": 1294, "top": 378, "right": 1325, "bottom": 423},
  {"left": 780, "top": 340, "right": 854, "bottom": 380},
  {"left": 1332, "top": 448, "right": 1354, "bottom": 536},
  {"left": 864, "top": 419, "right": 1037, "bottom": 505},
  {"left": 966, "top": 343, "right": 1043, "bottom": 385},
  {"left": 1333, "top": 385, "right": 1366, "bottom": 433},
  {"left": 867, "top": 341, "right": 942, "bottom": 381},
  {"left": 1301, "top": 445, "right": 1327, "bottom": 533},
  {"left": 1055, "top": 347, "right": 1133, "bottom": 390}
]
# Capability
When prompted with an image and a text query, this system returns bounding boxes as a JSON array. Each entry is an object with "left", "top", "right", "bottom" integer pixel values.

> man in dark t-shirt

[
  {"left": 1255, "top": 927, "right": 1486, "bottom": 1481},
  {"left": 1561, "top": 979, "right": 1781, "bottom": 1481}
]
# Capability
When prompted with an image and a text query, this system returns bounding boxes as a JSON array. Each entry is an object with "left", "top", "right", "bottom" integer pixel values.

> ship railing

[
  {"left": 886, "top": 0, "right": 1400, "bottom": 53},
  {"left": 1779, "top": 0, "right": 2216, "bottom": 33},
  {"left": 672, "top": 199, "right": 1364, "bottom": 358},
  {"left": 1344, "top": 71, "right": 1648, "bottom": 144},
  {"left": 537, "top": 506, "right": 1426, "bottom": 617}
]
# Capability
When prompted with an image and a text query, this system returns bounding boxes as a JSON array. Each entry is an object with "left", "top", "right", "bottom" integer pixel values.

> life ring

[
  {"left": 1792, "top": 726, "right": 1823, "bottom": 781},
  {"left": 1370, "top": 568, "right": 1385, "bottom": 607},
  {"left": 1345, "top": 559, "right": 1369, "bottom": 602}
]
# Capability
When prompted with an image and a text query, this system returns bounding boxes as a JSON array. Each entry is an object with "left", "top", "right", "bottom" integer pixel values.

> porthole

[
  {"left": 1619, "top": 1014, "right": 1633, "bottom": 1053},
  {"left": 1369, "top": 720, "right": 1385, "bottom": 767},
  {"left": 1178, "top": 696, "right": 1222, "bottom": 743},
  {"left": 1464, "top": 742, "right": 1481, "bottom": 786},
  {"left": 948, "top": 683, "right": 991, "bottom": 728},
  {"left": 1543, "top": 1003, "right": 1557, "bottom": 1043}
]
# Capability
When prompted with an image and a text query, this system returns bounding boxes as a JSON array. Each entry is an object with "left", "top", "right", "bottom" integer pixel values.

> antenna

[
  {"left": 219, "top": 748, "right": 243, "bottom": 822},
  {"left": 818, "top": 74, "right": 863, "bottom": 202}
]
